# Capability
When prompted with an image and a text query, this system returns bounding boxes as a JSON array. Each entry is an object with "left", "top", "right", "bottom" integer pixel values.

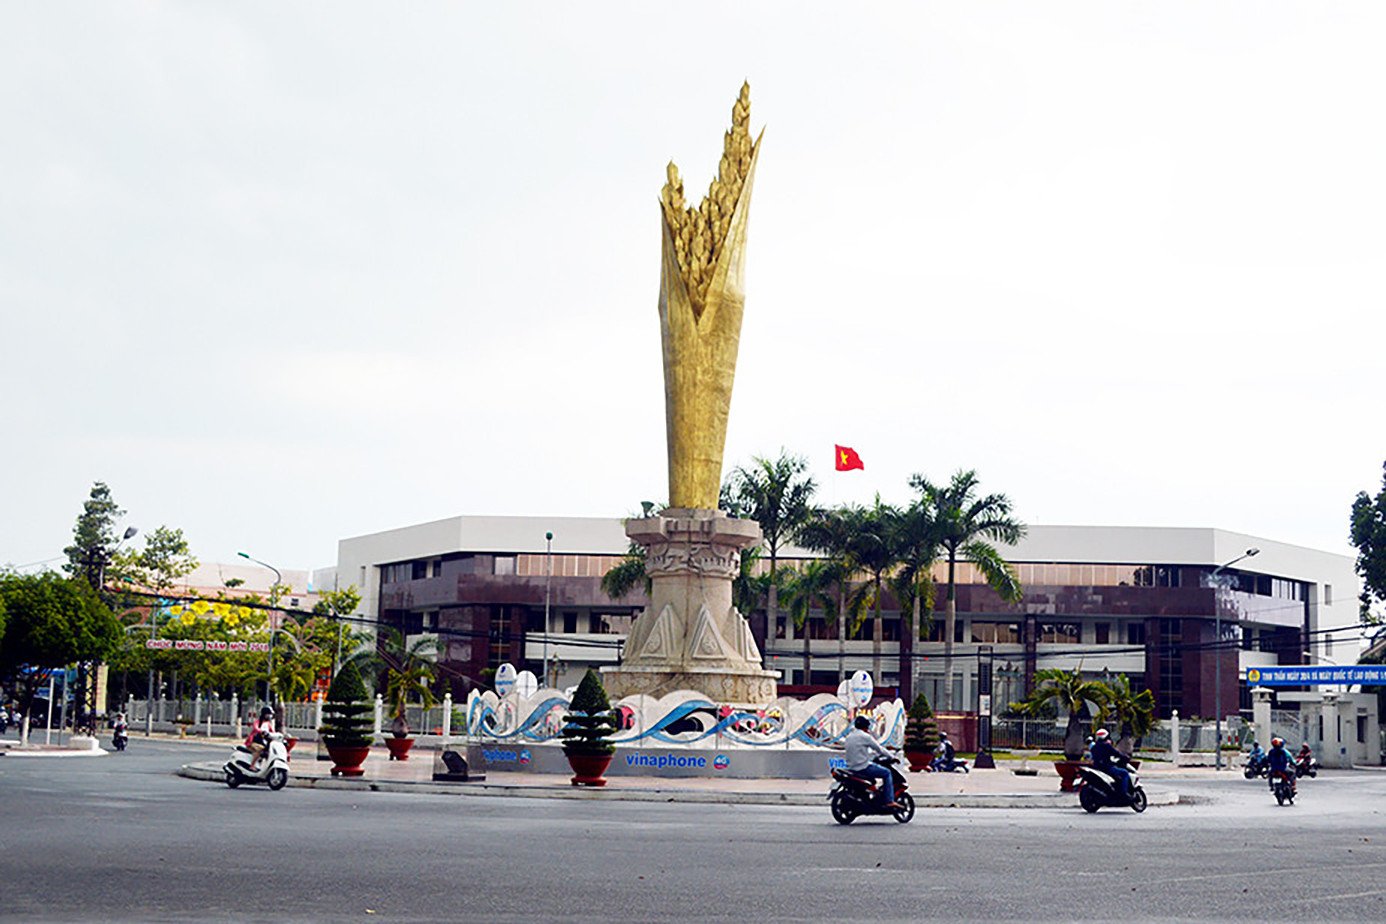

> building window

[
  {"left": 431, "top": 559, "right": 443, "bottom": 578},
  {"left": 1127, "top": 622, "right": 1146, "bottom": 646},
  {"left": 971, "top": 622, "right": 1020, "bottom": 644},
  {"left": 382, "top": 562, "right": 411, "bottom": 584},
  {"left": 411, "top": 560, "right": 428, "bottom": 580},
  {"left": 1325, "top": 584, "right": 1333, "bottom": 605},
  {"left": 562, "top": 611, "right": 578, "bottom": 634},
  {"left": 1039, "top": 623, "right": 1080, "bottom": 644},
  {"left": 494, "top": 556, "right": 516, "bottom": 576},
  {"left": 1095, "top": 622, "right": 1110, "bottom": 645}
]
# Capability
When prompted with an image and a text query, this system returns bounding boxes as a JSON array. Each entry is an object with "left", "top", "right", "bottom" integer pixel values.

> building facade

[{"left": 335, "top": 517, "right": 1360, "bottom": 721}]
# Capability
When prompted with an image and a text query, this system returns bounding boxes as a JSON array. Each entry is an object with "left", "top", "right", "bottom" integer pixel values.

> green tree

[
  {"left": 320, "top": 660, "right": 373, "bottom": 748},
  {"left": 910, "top": 470, "right": 1026, "bottom": 710},
  {"left": 353, "top": 627, "right": 438, "bottom": 737},
  {"left": 782, "top": 558, "right": 843, "bottom": 685},
  {"left": 723, "top": 450, "right": 818, "bottom": 661},
  {"left": 121, "top": 526, "right": 198, "bottom": 596},
  {"left": 889, "top": 499, "right": 942, "bottom": 705},
  {"left": 1351, "top": 461, "right": 1386, "bottom": 623},
  {"left": 797, "top": 507, "right": 860, "bottom": 683},
  {"left": 312, "top": 585, "right": 363, "bottom": 674},
  {"left": 838, "top": 500, "right": 900, "bottom": 684},
  {"left": 63, "top": 482, "right": 127, "bottom": 591},
  {"left": 561, "top": 668, "right": 617, "bottom": 757},
  {"left": 1097, "top": 674, "right": 1156, "bottom": 755},
  {"left": 0, "top": 572, "right": 121, "bottom": 722},
  {"left": 1012, "top": 668, "right": 1110, "bottom": 760}
]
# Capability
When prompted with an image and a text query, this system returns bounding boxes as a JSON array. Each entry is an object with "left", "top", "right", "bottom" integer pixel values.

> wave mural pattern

[{"left": 466, "top": 688, "right": 906, "bottom": 751}]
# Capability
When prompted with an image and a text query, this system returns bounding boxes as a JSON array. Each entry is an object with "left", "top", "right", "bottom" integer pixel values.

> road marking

[
  {"left": 1286, "top": 889, "right": 1386, "bottom": 904},
  {"left": 1147, "top": 861, "right": 1386, "bottom": 885}
]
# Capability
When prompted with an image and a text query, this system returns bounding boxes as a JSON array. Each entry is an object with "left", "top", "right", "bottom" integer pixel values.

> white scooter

[{"left": 224, "top": 731, "right": 290, "bottom": 791}]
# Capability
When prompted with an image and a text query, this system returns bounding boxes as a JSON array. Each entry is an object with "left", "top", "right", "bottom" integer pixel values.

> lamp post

[
  {"left": 1211, "top": 547, "right": 1260, "bottom": 770},
  {"left": 238, "top": 551, "right": 283, "bottom": 707},
  {"left": 542, "top": 532, "right": 553, "bottom": 688}
]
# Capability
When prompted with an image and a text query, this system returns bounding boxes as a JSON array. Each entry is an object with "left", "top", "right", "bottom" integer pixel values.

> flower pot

[
  {"left": 326, "top": 743, "right": 371, "bottom": 777},
  {"left": 1054, "top": 760, "right": 1083, "bottom": 792},
  {"left": 385, "top": 737, "right": 414, "bottom": 761},
  {"left": 904, "top": 748, "right": 932, "bottom": 773},
  {"left": 565, "top": 751, "right": 614, "bottom": 787}
]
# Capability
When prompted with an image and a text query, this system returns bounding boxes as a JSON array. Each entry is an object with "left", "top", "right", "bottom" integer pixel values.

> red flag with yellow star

[{"left": 834, "top": 445, "right": 864, "bottom": 472}]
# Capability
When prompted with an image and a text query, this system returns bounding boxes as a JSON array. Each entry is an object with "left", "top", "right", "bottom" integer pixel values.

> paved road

[{"left": 2, "top": 740, "right": 1384, "bottom": 922}]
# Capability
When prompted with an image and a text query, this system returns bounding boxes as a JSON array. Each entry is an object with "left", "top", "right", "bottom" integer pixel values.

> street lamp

[
  {"left": 1211, "top": 547, "right": 1259, "bottom": 771},
  {"left": 238, "top": 551, "right": 283, "bottom": 707},
  {"left": 542, "top": 532, "right": 553, "bottom": 689}
]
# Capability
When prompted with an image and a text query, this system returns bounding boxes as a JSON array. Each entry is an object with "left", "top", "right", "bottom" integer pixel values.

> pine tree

[
  {"left": 561, "top": 668, "right": 617, "bottom": 757},
  {"left": 904, "top": 692, "right": 940, "bottom": 754},
  {"left": 320, "top": 661, "right": 373, "bottom": 748}
]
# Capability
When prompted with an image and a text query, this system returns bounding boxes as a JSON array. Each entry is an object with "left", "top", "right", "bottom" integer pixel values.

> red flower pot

[
  {"left": 566, "top": 751, "right": 614, "bottom": 787},
  {"left": 904, "top": 749, "right": 932, "bottom": 773},
  {"left": 385, "top": 737, "right": 414, "bottom": 761},
  {"left": 1054, "top": 760, "right": 1083, "bottom": 792},
  {"left": 326, "top": 743, "right": 371, "bottom": 777}
]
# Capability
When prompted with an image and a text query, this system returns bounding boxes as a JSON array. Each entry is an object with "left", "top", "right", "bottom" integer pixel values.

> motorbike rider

[
  {"left": 1295, "top": 742, "right": 1314, "bottom": 771},
  {"left": 247, "top": 707, "right": 276, "bottom": 770},
  {"left": 1089, "top": 728, "right": 1133, "bottom": 799},
  {"left": 1246, "top": 740, "right": 1265, "bottom": 768},
  {"left": 843, "top": 714, "right": 900, "bottom": 809},
  {"left": 932, "top": 732, "right": 958, "bottom": 771},
  {"left": 1266, "top": 736, "right": 1296, "bottom": 795}
]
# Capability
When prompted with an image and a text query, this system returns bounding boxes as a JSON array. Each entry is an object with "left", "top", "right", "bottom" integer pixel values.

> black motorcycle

[
  {"left": 1243, "top": 752, "right": 1268, "bottom": 779},
  {"left": 1294, "top": 753, "right": 1318, "bottom": 779},
  {"left": 829, "top": 756, "right": 915, "bottom": 824},
  {"left": 928, "top": 755, "right": 970, "bottom": 773},
  {"left": 1076, "top": 763, "right": 1147, "bottom": 813},
  {"left": 1271, "top": 770, "right": 1296, "bottom": 805},
  {"left": 111, "top": 724, "right": 128, "bottom": 752}
]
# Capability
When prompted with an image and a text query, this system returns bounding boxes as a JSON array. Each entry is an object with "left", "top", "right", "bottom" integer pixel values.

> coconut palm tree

[
  {"left": 723, "top": 451, "right": 817, "bottom": 661},
  {"left": 1097, "top": 673, "right": 1156, "bottom": 756},
  {"left": 353, "top": 627, "right": 438, "bottom": 737},
  {"left": 1012, "top": 667, "right": 1110, "bottom": 760},
  {"left": 797, "top": 507, "right": 860, "bottom": 684},
  {"left": 782, "top": 558, "right": 844, "bottom": 685},
  {"left": 909, "top": 469, "right": 1026, "bottom": 710},
  {"left": 840, "top": 500, "right": 901, "bottom": 683},
  {"left": 888, "top": 498, "right": 942, "bottom": 705}
]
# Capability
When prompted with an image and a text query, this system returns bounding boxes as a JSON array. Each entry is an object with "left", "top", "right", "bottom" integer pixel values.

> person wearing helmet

[
  {"left": 932, "top": 731, "right": 959, "bottom": 771},
  {"left": 1266, "top": 736, "right": 1295, "bottom": 794},
  {"left": 843, "top": 714, "right": 900, "bottom": 809},
  {"left": 247, "top": 706, "right": 276, "bottom": 770},
  {"left": 1089, "top": 728, "right": 1133, "bottom": 800}
]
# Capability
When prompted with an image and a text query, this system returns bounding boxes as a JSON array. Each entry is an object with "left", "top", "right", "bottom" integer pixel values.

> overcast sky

[{"left": 3, "top": 3, "right": 1383, "bottom": 580}]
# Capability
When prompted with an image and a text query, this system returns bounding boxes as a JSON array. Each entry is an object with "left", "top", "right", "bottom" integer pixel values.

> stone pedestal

[{"left": 602, "top": 508, "right": 778, "bottom": 708}]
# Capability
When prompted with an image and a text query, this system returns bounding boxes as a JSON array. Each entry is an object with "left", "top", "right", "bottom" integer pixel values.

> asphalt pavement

[{"left": 5, "top": 736, "right": 1384, "bottom": 922}]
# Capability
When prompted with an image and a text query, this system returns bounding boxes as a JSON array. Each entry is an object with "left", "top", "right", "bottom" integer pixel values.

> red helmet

[{"left": 1271, "top": 737, "right": 1284, "bottom": 747}]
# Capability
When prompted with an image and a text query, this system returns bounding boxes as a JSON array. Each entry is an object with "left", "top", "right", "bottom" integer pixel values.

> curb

[{"left": 176, "top": 763, "right": 1179, "bottom": 808}]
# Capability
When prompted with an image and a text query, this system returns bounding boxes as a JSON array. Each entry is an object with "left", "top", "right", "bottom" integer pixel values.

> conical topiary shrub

[
  {"left": 321, "top": 661, "right": 373, "bottom": 775},
  {"left": 561, "top": 669, "right": 617, "bottom": 786},
  {"left": 903, "top": 692, "right": 940, "bottom": 771}
]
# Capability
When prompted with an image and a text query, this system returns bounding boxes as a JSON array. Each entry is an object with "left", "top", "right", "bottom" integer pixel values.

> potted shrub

[
  {"left": 320, "top": 661, "right": 374, "bottom": 777},
  {"left": 561, "top": 669, "right": 617, "bottom": 786},
  {"left": 903, "top": 693, "right": 940, "bottom": 772},
  {"left": 1012, "top": 668, "right": 1110, "bottom": 791}
]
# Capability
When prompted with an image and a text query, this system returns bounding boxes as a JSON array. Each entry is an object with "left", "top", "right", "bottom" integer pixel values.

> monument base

[{"left": 601, "top": 664, "right": 779, "bottom": 710}]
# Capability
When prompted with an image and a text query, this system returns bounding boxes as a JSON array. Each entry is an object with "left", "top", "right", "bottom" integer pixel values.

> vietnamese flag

[{"left": 834, "top": 445, "right": 864, "bottom": 472}]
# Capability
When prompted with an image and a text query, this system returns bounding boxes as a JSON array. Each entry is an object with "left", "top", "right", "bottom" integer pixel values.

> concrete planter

[
  {"left": 326, "top": 743, "right": 370, "bottom": 777},
  {"left": 565, "top": 751, "right": 613, "bottom": 787},
  {"left": 385, "top": 737, "right": 414, "bottom": 761}
]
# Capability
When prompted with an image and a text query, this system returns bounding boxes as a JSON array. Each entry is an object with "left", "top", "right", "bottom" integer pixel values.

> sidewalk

[{"left": 175, "top": 745, "right": 1188, "bottom": 808}]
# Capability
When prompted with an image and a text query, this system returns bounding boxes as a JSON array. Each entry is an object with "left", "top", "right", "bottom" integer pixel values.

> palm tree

[
  {"left": 841, "top": 500, "right": 900, "bottom": 682},
  {"left": 1013, "top": 667, "right": 1109, "bottom": 760},
  {"left": 782, "top": 558, "right": 843, "bottom": 685},
  {"left": 889, "top": 498, "right": 942, "bottom": 705},
  {"left": 909, "top": 469, "right": 1026, "bottom": 711},
  {"left": 354, "top": 627, "right": 438, "bottom": 737},
  {"left": 797, "top": 507, "right": 860, "bottom": 684},
  {"left": 723, "top": 451, "right": 817, "bottom": 662},
  {"left": 1098, "top": 674, "right": 1157, "bottom": 756}
]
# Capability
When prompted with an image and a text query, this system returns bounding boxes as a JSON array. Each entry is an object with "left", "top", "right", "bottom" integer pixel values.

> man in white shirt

[{"left": 843, "top": 715, "right": 900, "bottom": 809}]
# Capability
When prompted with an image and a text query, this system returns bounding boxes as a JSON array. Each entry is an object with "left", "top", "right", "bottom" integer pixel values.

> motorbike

[
  {"left": 223, "top": 731, "right": 290, "bottom": 791},
  {"left": 1271, "top": 770, "right": 1296, "bottom": 805},
  {"left": 111, "top": 723, "right": 128, "bottom": 752},
  {"left": 1294, "top": 753, "right": 1318, "bottom": 779},
  {"left": 928, "top": 755, "right": 970, "bottom": 773},
  {"left": 829, "top": 756, "right": 915, "bottom": 824},
  {"left": 1243, "top": 752, "right": 1268, "bottom": 779},
  {"left": 1076, "top": 763, "right": 1147, "bottom": 813}
]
